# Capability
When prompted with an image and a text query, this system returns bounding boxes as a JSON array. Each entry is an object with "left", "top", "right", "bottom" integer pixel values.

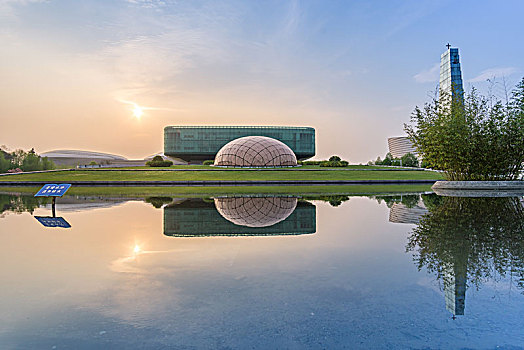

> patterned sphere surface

[
  {"left": 214, "top": 136, "right": 297, "bottom": 167},
  {"left": 214, "top": 197, "right": 298, "bottom": 227}
]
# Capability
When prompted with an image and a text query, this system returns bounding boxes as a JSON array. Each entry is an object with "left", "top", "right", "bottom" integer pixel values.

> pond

[{"left": 0, "top": 191, "right": 523, "bottom": 349}]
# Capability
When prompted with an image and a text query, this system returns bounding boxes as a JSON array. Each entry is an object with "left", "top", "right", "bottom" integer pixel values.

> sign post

[{"left": 34, "top": 184, "right": 72, "bottom": 228}]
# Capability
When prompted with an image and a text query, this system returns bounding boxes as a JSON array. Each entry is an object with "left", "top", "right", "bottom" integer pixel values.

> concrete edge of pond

[
  {"left": 0, "top": 180, "right": 438, "bottom": 187},
  {"left": 432, "top": 181, "right": 524, "bottom": 197}
]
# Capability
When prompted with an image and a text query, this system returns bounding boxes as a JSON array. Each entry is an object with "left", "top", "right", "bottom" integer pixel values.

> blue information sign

[
  {"left": 34, "top": 184, "right": 71, "bottom": 197},
  {"left": 35, "top": 216, "right": 71, "bottom": 228}
]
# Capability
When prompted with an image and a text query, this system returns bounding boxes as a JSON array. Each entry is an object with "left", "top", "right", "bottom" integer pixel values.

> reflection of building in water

[
  {"left": 164, "top": 198, "right": 316, "bottom": 237},
  {"left": 48, "top": 197, "right": 132, "bottom": 212},
  {"left": 214, "top": 197, "right": 297, "bottom": 227},
  {"left": 388, "top": 198, "right": 428, "bottom": 224},
  {"left": 443, "top": 262, "right": 467, "bottom": 316}
]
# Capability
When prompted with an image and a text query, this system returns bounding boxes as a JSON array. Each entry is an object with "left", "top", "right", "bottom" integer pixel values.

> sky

[{"left": 1, "top": 0, "right": 523, "bottom": 162}]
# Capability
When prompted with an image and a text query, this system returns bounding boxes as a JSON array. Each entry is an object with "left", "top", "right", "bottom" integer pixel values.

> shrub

[
  {"left": 401, "top": 153, "right": 419, "bottom": 167},
  {"left": 203, "top": 160, "right": 214, "bottom": 166},
  {"left": 320, "top": 160, "right": 348, "bottom": 167},
  {"left": 328, "top": 155, "right": 341, "bottom": 162},
  {"left": 145, "top": 155, "right": 173, "bottom": 167},
  {"left": 301, "top": 160, "right": 323, "bottom": 165}
]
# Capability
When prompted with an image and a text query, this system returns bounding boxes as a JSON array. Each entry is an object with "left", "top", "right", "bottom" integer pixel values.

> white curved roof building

[
  {"left": 40, "top": 149, "right": 140, "bottom": 166},
  {"left": 41, "top": 150, "right": 128, "bottom": 161}
]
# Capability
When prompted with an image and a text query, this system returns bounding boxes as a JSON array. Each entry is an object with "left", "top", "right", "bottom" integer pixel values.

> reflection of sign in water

[
  {"left": 33, "top": 184, "right": 72, "bottom": 228},
  {"left": 34, "top": 216, "right": 71, "bottom": 228},
  {"left": 164, "top": 197, "right": 315, "bottom": 237}
]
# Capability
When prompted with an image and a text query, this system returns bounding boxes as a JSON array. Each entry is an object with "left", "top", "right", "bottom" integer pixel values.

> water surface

[{"left": 1, "top": 192, "right": 523, "bottom": 349}]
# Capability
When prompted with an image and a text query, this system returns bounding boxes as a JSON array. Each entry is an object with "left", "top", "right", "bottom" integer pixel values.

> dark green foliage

[
  {"left": 301, "top": 160, "right": 323, "bottom": 165},
  {"left": 0, "top": 153, "right": 10, "bottom": 173},
  {"left": 319, "top": 160, "right": 348, "bottom": 167},
  {"left": 407, "top": 196, "right": 524, "bottom": 292},
  {"left": 203, "top": 160, "right": 214, "bottom": 166},
  {"left": 146, "top": 156, "right": 173, "bottom": 167},
  {"left": 145, "top": 197, "right": 173, "bottom": 208},
  {"left": 0, "top": 193, "right": 47, "bottom": 215},
  {"left": 0, "top": 147, "right": 55, "bottom": 173},
  {"left": 419, "top": 159, "right": 430, "bottom": 168},
  {"left": 373, "top": 194, "right": 420, "bottom": 208},
  {"left": 401, "top": 153, "right": 419, "bottom": 167},
  {"left": 89, "top": 161, "right": 98, "bottom": 166},
  {"left": 315, "top": 195, "right": 350, "bottom": 206},
  {"left": 329, "top": 155, "right": 341, "bottom": 162},
  {"left": 373, "top": 152, "right": 419, "bottom": 167},
  {"left": 405, "top": 78, "right": 524, "bottom": 180}
]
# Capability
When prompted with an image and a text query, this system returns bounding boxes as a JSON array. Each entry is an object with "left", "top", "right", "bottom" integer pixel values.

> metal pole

[{"left": 52, "top": 197, "right": 56, "bottom": 217}]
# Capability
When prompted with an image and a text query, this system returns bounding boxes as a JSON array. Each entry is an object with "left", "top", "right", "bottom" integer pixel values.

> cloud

[
  {"left": 0, "top": 0, "right": 46, "bottom": 20},
  {"left": 413, "top": 63, "right": 439, "bottom": 83},
  {"left": 468, "top": 67, "right": 519, "bottom": 82}
]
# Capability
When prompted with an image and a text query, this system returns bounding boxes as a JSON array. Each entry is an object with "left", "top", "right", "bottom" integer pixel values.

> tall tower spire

[{"left": 439, "top": 44, "right": 464, "bottom": 102}]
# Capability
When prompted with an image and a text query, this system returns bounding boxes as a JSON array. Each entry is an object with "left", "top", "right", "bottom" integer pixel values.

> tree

[
  {"left": 381, "top": 153, "right": 393, "bottom": 166},
  {"left": 0, "top": 153, "right": 10, "bottom": 173},
  {"left": 401, "top": 152, "right": 418, "bottom": 167},
  {"left": 405, "top": 79, "right": 524, "bottom": 180},
  {"left": 41, "top": 157, "right": 55, "bottom": 170},
  {"left": 329, "top": 155, "right": 341, "bottom": 162},
  {"left": 146, "top": 155, "right": 173, "bottom": 167}
]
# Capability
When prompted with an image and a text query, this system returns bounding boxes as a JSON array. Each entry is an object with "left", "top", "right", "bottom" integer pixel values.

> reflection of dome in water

[
  {"left": 214, "top": 197, "right": 297, "bottom": 227},
  {"left": 214, "top": 136, "right": 297, "bottom": 167}
]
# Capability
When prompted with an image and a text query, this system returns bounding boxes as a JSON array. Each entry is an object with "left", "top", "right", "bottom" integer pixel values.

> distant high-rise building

[
  {"left": 439, "top": 44, "right": 464, "bottom": 102},
  {"left": 387, "top": 136, "right": 418, "bottom": 159}
]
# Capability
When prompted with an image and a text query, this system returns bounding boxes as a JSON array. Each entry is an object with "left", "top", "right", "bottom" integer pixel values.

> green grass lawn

[
  {"left": 107, "top": 164, "right": 392, "bottom": 170},
  {"left": 0, "top": 168, "right": 443, "bottom": 182},
  {"left": 0, "top": 184, "right": 434, "bottom": 197}
]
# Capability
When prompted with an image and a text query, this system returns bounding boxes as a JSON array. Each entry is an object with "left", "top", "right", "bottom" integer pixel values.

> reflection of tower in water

[{"left": 443, "top": 262, "right": 467, "bottom": 316}]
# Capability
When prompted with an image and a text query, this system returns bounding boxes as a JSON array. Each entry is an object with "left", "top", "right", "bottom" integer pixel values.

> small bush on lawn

[{"left": 146, "top": 156, "right": 173, "bottom": 167}]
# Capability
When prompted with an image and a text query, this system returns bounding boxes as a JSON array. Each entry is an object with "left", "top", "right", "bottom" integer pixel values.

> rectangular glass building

[
  {"left": 439, "top": 47, "right": 464, "bottom": 101},
  {"left": 164, "top": 126, "right": 315, "bottom": 162}
]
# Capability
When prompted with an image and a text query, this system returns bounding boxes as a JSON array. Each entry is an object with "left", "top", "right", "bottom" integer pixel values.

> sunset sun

[{"left": 132, "top": 105, "right": 144, "bottom": 119}]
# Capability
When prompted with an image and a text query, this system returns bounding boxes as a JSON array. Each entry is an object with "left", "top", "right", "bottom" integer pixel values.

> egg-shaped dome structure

[
  {"left": 214, "top": 197, "right": 298, "bottom": 227},
  {"left": 214, "top": 136, "right": 297, "bottom": 167}
]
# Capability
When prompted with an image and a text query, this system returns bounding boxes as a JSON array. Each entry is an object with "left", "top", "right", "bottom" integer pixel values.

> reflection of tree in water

[
  {"left": 145, "top": 197, "right": 173, "bottom": 208},
  {"left": 407, "top": 195, "right": 524, "bottom": 316},
  {"left": 312, "top": 195, "right": 350, "bottom": 207},
  {"left": 375, "top": 194, "right": 421, "bottom": 208},
  {"left": 0, "top": 193, "right": 47, "bottom": 217}
]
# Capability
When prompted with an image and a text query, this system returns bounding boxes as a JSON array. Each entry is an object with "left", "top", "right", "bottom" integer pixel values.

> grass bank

[
  {"left": 0, "top": 184, "right": 434, "bottom": 197},
  {"left": 0, "top": 168, "right": 443, "bottom": 182}
]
